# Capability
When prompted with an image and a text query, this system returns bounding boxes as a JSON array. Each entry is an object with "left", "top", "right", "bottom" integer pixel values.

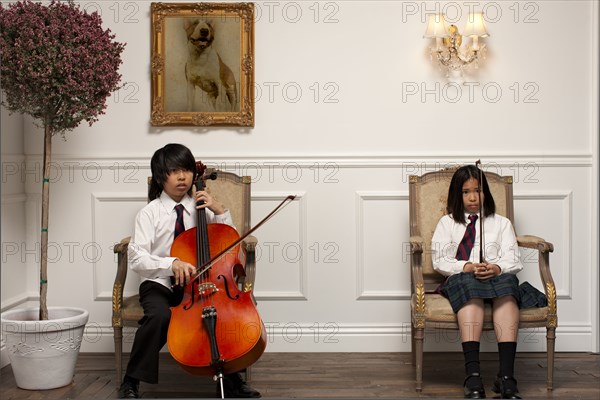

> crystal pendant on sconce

[{"left": 428, "top": 41, "right": 487, "bottom": 84}]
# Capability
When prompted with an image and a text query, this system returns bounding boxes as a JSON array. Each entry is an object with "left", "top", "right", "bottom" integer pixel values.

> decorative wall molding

[
  {"left": 0, "top": 154, "right": 25, "bottom": 163},
  {"left": 515, "top": 191, "right": 573, "bottom": 299},
  {"left": 77, "top": 321, "right": 594, "bottom": 353},
  {"left": 23, "top": 153, "right": 594, "bottom": 170},
  {"left": 0, "top": 194, "right": 27, "bottom": 204},
  {"left": 89, "top": 191, "right": 309, "bottom": 302},
  {"left": 91, "top": 192, "right": 147, "bottom": 301},
  {"left": 355, "top": 191, "right": 411, "bottom": 300},
  {"left": 354, "top": 190, "right": 574, "bottom": 302},
  {"left": 251, "top": 191, "right": 308, "bottom": 301},
  {"left": 0, "top": 293, "right": 38, "bottom": 313}
]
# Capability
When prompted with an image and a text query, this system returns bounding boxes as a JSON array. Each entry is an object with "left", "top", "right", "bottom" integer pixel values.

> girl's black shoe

[
  {"left": 492, "top": 375, "right": 522, "bottom": 399},
  {"left": 463, "top": 372, "right": 486, "bottom": 399}
]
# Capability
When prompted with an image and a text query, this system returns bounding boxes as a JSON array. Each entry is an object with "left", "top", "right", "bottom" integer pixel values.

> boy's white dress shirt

[{"left": 128, "top": 191, "right": 234, "bottom": 289}]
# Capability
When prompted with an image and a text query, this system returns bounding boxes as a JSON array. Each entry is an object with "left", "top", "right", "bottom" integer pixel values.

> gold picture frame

[{"left": 150, "top": 2, "right": 254, "bottom": 126}]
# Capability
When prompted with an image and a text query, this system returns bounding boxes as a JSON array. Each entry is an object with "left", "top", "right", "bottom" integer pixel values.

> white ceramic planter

[{"left": 1, "top": 306, "right": 89, "bottom": 390}]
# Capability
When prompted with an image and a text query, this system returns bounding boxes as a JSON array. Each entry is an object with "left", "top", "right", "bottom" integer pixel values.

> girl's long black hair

[
  {"left": 447, "top": 165, "right": 496, "bottom": 224},
  {"left": 148, "top": 143, "right": 196, "bottom": 200}
]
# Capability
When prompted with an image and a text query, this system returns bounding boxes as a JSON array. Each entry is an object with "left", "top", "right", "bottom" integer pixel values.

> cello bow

[
  {"left": 475, "top": 160, "right": 485, "bottom": 263},
  {"left": 174, "top": 192, "right": 297, "bottom": 289}
]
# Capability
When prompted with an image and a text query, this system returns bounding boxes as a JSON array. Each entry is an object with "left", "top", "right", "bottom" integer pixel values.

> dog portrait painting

[
  {"left": 151, "top": 3, "right": 254, "bottom": 126},
  {"left": 183, "top": 18, "right": 238, "bottom": 112}
]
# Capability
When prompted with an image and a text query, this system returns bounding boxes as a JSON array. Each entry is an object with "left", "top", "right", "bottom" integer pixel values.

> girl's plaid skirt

[{"left": 440, "top": 272, "right": 521, "bottom": 313}]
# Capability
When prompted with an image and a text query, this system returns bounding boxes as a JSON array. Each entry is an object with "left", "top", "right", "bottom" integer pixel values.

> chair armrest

[
  {"left": 408, "top": 236, "right": 425, "bottom": 291},
  {"left": 114, "top": 236, "right": 131, "bottom": 255},
  {"left": 409, "top": 236, "right": 423, "bottom": 254},
  {"left": 112, "top": 236, "right": 131, "bottom": 328},
  {"left": 517, "top": 235, "right": 554, "bottom": 253},
  {"left": 517, "top": 235, "right": 558, "bottom": 328},
  {"left": 242, "top": 235, "right": 257, "bottom": 250},
  {"left": 113, "top": 236, "right": 131, "bottom": 285}
]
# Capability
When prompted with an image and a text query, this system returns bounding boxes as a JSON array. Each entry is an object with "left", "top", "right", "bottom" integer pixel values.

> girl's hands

[{"left": 464, "top": 262, "right": 501, "bottom": 280}]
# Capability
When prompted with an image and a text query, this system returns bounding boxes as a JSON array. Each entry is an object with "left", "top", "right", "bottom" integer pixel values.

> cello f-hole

[
  {"left": 218, "top": 275, "right": 240, "bottom": 300},
  {"left": 183, "top": 280, "right": 199, "bottom": 310}
]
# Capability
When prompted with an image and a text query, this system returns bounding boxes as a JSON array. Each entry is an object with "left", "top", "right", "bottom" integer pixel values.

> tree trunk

[{"left": 39, "top": 125, "right": 51, "bottom": 321}]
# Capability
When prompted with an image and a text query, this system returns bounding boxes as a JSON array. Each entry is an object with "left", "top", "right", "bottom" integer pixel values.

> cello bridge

[{"left": 198, "top": 282, "right": 218, "bottom": 297}]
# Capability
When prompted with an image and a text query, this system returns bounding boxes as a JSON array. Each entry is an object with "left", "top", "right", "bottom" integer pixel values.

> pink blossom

[{"left": 0, "top": 0, "right": 125, "bottom": 134}]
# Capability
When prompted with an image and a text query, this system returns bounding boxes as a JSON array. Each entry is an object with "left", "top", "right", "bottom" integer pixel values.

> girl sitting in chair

[{"left": 431, "top": 165, "right": 523, "bottom": 399}]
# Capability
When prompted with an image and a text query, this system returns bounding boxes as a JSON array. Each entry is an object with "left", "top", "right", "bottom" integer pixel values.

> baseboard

[{"left": 78, "top": 324, "right": 593, "bottom": 353}]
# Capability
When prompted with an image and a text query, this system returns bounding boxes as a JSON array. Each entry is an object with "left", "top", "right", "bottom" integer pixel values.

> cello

[{"left": 167, "top": 162, "right": 267, "bottom": 390}]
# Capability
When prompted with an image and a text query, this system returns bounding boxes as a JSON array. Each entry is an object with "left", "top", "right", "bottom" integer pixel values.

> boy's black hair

[
  {"left": 447, "top": 165, "right": 496, "bottom": 224},
  {"left": 148, "top": 143, "right": 196, "bottom": 200}
]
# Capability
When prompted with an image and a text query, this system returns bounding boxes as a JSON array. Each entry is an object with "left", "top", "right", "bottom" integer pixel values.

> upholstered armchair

[
  {"left": 408, "top": 167, "right": 557, "bottom": 392},
  {"left": 112, "top": 169, "right": 257, "bottom": 385}
]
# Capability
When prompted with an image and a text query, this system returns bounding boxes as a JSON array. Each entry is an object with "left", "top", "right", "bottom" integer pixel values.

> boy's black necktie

[
  {"left": 171, "top": 204, "right": 186, "bottom": 306},
  {"left": 456, "top": 214, "right": 478, "bottom": 261},
  {"left": 174, "top": 204, "right": 185, "bottom": 238}
]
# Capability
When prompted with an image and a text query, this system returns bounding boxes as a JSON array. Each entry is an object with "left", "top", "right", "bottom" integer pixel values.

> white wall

[{"left": 1, "top": 1, "right": 598, "bottom": 356}]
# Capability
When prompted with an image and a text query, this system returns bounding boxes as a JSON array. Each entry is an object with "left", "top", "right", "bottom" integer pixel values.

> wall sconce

[{"left": 423, "top": 12, "right": 489, "bottom": 83}]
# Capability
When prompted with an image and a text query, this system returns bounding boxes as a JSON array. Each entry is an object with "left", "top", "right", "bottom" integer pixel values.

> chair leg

[
  {"left": 546, "top": 327, "right": 556, "bottom": 390},
  {"left": 414, "top": 327, "right": 424, "bottom": 392},
  {"left": 114, "top": 327, "right": 123, "bottom": 387}
]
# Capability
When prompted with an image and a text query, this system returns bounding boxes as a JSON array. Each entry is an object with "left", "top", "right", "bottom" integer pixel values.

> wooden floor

[{"left": 1, "top": 352, "right": 599, "bottom": 399}]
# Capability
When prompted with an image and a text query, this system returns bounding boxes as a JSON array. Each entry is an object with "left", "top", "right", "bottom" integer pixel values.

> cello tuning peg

[{"left": 204, "top": 168, "right": 218, "bottom": 181}]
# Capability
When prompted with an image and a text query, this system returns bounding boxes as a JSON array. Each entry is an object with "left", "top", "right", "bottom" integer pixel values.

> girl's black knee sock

[
  {"left": 462, "top": 341, "right": 481, "bottom": 388},
  {"left": 498, "top": 341, "right": 517, "bottom": 377}
]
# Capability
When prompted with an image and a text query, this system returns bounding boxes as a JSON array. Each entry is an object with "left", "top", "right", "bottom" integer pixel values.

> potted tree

[{"left": 0, "top": 0, "right": 124, "bottom": 390}]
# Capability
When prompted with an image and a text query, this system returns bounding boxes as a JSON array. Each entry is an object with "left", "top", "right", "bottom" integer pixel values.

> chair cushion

[
  {"left": 122, "top": 294, "right": 144, "bottom": 324},
  {"left": 411, "top": 293, "right": 549, "bottom": 325}
]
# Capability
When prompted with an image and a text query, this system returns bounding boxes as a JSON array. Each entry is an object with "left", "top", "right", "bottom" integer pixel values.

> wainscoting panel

[{"left": 91, "top": 193, "right": 146, "bottom": 300}]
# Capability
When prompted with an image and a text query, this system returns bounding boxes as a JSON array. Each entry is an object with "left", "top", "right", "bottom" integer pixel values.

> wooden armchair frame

[
  {"left": 408, "top": 167, "right": 557, "bottom": 392},
  {"left": 112, "top": 169, "right": 257, "bottom": 386}
]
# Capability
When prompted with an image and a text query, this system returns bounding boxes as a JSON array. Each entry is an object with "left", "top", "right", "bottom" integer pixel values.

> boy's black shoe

[
  {"left": 492, "top": 375, "right": 522, "bottom": 399},
  {"left": 118, "top": 380, "right": 139, "bottom": 399},
  {"left": 216, "top": 373, "right": 261, "bottom": 398}
]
